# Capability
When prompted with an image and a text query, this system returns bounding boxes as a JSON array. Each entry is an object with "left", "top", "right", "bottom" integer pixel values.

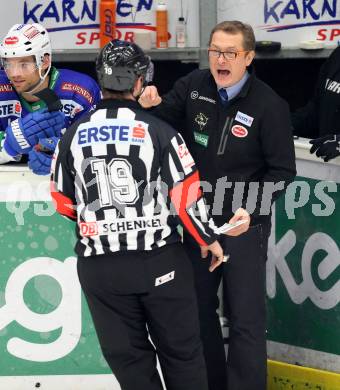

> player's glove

[
  {"left": 309, "top": 134, "right": 340, "bottom": 162},
  {"left": 28, "top": 137, "right": 59, "bottom": 175},
  {"left": 3, "top": 109, "right": 65, "bottom": 157}
]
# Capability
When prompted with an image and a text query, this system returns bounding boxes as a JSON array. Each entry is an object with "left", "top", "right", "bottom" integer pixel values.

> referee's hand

[{"left": 201, "top": 241, "right": 225, "bottom": 272}]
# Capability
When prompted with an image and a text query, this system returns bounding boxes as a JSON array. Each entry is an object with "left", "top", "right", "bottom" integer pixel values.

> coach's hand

[
  {"left": 138, "top": 86, "right": 162, "bottom": 108},
  {"left": 225, "top": 208, "right": 250, "bottom": 237}
]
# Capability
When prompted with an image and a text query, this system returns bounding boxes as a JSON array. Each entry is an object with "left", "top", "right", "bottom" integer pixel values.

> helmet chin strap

[
  {"left": 132, "top": 76, "right": 146, "bottom": 100},
  {"left": 24, "top": 62, "right": 51, "bottom": 95}
]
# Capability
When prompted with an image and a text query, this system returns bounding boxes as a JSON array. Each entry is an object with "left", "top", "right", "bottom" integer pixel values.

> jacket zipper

[{"left": 217, "top": 116, "right": 233, "bottom": 155}]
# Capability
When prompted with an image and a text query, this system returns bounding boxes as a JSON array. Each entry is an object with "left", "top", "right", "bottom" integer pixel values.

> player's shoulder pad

[{"left": 57, "top": 68, "right": 101, "bottom": 106}]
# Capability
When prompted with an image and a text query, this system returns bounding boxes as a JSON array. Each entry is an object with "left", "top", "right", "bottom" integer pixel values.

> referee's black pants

[
  {"left": 77, "top": 242, "right": 209, "bottom": 390},
  {"left": 183, "top": 223, "right": 270, "bottom": 390}
]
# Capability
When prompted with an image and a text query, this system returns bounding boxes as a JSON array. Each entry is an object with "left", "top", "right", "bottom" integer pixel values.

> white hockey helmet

[{"left": 0, "top": 23, "right": 52, "bottom": 67}]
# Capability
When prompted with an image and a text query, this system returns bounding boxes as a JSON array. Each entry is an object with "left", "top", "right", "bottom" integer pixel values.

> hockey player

[
  {"left": 0, "top": 23, "right": 101, "bottom": 174},
  {"left": 292, "top": 46, "right": 340, "bottom": 162},
  {"left": 51, "top": 39, "right": 250, "bottom": 390}
]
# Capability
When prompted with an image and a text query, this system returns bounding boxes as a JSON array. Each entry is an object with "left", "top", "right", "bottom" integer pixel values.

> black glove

[{"left": 309, "top": 134, "right": 340, "bottom": 162}]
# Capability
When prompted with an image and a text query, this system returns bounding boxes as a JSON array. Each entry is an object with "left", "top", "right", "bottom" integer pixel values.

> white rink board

[
  {"left": 0, "top": 0, "right": 199, "bottom": 49},
  {"left": 0, "top": 140, "right": 339, "bottom": 387},
  {"left": 218, "top": 0, "right": 340, "bottom": 48}
]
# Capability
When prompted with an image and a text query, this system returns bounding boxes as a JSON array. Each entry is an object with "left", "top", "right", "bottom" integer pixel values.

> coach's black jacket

[
  {"left": 292, "top": 46, "right": 340, "bottom": 138},
  {"left": 153, "top": 67, "right": 296, "bottom": 226}
]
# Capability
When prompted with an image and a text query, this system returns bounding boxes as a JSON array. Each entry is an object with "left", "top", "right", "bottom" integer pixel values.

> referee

[{"left": 50, "top": 40, "right": 250, "bottom": 390}]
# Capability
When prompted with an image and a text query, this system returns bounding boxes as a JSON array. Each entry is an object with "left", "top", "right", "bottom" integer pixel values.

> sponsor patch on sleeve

[
  {"left": 176, "top": 143, "right": 195, "bottom": 171},
  {"left": 0, "top": 84, "right": 13, "bottom": 93},
  {"left": 60, "top": 99, "right": 84, "bottom": 118},
  {"left": 0, "top": 100, "right": 22, "bottom": 118},
  {"left": 61, "top": 82, "right": 94, "bottom": 104}
]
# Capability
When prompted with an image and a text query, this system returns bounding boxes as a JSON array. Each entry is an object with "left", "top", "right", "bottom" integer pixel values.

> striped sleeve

[
  {"left": 50, "top": 141, "right": 77, "bottom": 221},
  {"left": 162, "top": 133, "right": 218, "bottom": 246}
]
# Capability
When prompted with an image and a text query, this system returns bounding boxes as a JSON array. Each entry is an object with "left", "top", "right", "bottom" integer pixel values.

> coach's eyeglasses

[{"left": 208, "top": 49, "right": 248, "bottom": 60}]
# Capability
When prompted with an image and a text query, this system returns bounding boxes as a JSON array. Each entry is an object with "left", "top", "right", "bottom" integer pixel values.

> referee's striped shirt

[{"left": 51, "top": 99, "right": 219, "bottom": 257}]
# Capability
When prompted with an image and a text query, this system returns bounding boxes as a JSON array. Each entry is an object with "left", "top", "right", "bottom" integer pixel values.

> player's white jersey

[{"left": 51, "top": 99, "right": 218, "bottom": 257}]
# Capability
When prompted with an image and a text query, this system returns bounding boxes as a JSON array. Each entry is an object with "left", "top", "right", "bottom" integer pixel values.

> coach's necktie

[{"left": 219, "top": 88, "right": 229, "bottom": 105}]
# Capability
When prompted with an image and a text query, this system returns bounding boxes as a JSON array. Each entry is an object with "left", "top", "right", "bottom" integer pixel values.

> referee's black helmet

[{"left": 96, "top": 39, "right": 150, "bottom": 92}]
